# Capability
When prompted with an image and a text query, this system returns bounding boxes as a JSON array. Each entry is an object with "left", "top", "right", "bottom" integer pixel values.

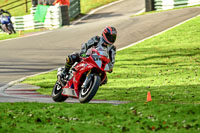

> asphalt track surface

[{"left": 0, "top": 0, "right": 200, "bottom": 103}]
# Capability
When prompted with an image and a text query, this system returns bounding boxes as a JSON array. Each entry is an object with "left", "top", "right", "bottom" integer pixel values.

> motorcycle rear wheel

[
  {"left": 79, "top": 74, "right": 101, "bottom": 103},
  {"left": 52, "top": 81, "right": 68, "bottom": 102}
]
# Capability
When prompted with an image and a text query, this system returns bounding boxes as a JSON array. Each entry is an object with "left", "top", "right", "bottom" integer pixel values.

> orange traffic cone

[{"left": 147, "top": 91, "right": 152, "bottom": 102}]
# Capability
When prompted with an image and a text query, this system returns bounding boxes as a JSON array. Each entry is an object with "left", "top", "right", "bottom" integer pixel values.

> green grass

[
  {"left": 0, "top": 102, "right": 200, "bottom": 132},
  {"left": 16, "top": 14, "right": 200, "bottom": 132},
  {"left": 0, "top": 0, "right": 32, "bottom": 16},
  {"left": 81, "top": 0, "right": 118, "bottom": 14},
  {"left": 0, "top": 29, "right": 45, "bottom": 40},
  {"left": 0, "top": 32, "right": 19, "bottom": 40}
]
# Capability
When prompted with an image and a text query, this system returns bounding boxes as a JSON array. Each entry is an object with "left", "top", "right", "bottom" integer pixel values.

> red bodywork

[{"left": 62, "top": 48, "right": 110, "bottom": 98}]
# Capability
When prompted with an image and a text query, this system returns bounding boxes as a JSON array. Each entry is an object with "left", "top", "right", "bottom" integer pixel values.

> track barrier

[{"left": 146, "top": 0, "right": 200, "bottom": 11}]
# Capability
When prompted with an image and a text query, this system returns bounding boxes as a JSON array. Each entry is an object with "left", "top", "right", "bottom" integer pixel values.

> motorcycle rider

[
  {"left": 58, "top": 26, "right": 117, "bottom": 85},
  {"left": 0, "top": 9, "right": 13, "bottom": 33}
]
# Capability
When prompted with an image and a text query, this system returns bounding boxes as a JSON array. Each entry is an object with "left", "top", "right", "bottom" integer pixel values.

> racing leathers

[
  {"left": 80, "top": 36, "right": 116, "bottom": 70},
  {"left": 61, "top": 36, "right": 116, "bottom": 83}
]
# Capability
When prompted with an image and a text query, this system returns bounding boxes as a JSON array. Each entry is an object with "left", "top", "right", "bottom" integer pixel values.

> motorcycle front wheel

[
  {"left": 2, "top": 24, "right": 11, "bottom": 34},
  {"left": 79, "top": 74, "right": 101, "bottom": 103},
  {"left": 52, "top": 81, "right": 68, "bottom": 102}
]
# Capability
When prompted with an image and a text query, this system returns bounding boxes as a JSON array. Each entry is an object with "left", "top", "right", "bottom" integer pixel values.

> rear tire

[
  {"left": 10, "top": 24, "right": 16, "bottom": 34},
  {"left": 52, "top": 81, "right": 68, "bottom": 102},
  {"left": 79, "top": 74, "right": 101, "bottom": 103}
]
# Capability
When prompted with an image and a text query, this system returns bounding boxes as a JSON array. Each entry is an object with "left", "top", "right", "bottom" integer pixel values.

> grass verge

[
  {"left": 0, "top": 102, "right": 200, "bottom": 133},
  {"left": 0, "top": 0, "right": 32, "bottom": 16},
  {"left": 9, "top": 14, "right": 200, "bottom": 132},
  {"left": 0, "top": 29, "right": 46, "bottom": 40}
]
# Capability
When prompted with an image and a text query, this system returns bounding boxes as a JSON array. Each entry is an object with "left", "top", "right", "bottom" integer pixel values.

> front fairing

[
  {"left": 86, "top": 47, "right": 111, "bottom": 71},
  {"left": 62, "top": 48, "right": 110, "bottom": 97},
  {"left": 63, "top": 59, "right": 94, "bottom": 97},
  {"left": 0, "top": 15, "right": 10, "bottom": 24},
  {"left": 91, "top": 54, "right": 110, "bottom": 71}
]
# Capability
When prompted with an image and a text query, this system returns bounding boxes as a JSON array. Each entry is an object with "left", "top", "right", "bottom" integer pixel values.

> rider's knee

[{"left": 66, "top": 52, "right": 80, "bottom": 64}]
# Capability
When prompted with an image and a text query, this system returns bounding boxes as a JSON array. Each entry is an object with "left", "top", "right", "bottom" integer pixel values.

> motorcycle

[
  {"left": 0, "top": 15, "right": 16, "bottom": 34},
  {"left": 52, "top": 46, "right": 111, "bottom": 103}
]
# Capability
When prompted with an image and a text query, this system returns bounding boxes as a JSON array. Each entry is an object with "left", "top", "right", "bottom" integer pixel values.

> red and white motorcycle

[{"left": 52, "top": 46, "right": 111, "bottom": 103}]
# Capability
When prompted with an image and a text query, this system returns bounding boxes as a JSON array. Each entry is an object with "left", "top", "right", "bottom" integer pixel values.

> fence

[
  {"left": 146, "top": 0, "right": 200, "bottom": 11},
  {"left": 0, "top": 0, "right": 31, "bottom": 13}
]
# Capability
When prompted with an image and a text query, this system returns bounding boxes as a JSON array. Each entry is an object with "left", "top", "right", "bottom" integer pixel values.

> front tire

[
  {"left": 2, "top": 24, "right": 11, "bottom": 34},
  {"left": 79, "top": 74, "right": 101, "bottom": 103},
  {"left": 52, "top": 81, "right": 68, "bottom": 102},
  {"left": 7, "top": 24, "right": 15, "bottom": 34}
]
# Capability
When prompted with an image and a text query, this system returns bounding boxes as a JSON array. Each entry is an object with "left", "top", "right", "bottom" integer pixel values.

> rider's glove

[{"left": 80, "top": 53, "right": 87, "bottom": 57}]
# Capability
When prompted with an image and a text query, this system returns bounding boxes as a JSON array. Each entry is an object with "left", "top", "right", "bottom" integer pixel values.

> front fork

[{"left": 81, "top": 70, "right": 93, "bottom": 89}]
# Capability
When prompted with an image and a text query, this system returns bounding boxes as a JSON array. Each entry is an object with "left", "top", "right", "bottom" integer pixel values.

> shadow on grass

[{"left": 117, "top": 48, "right": 200, "bottom": 62}]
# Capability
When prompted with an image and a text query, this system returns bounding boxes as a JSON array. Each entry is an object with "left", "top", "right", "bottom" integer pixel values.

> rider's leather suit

[
  {"left": 64, "top": 36, "right": 116, "bottom": 73},
  {"left": 0, "top": 9, "right": 12, "bottom": 31}
]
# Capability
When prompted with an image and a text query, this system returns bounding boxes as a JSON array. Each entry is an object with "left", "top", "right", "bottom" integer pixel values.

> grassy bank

[
  {"left": 0, "top": 102, "right": 200, "bottom": 133},
  {"left": 0, "top": 29, "right": 44, "bottom": 40}
]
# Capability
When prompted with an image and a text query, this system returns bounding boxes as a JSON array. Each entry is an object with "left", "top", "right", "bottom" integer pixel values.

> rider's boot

[
  {"left": 60, "top": 63, "right": 72, "bottom": 80},
  {"left": 57, "top": 64, "right": 71, "bottom": 86}
]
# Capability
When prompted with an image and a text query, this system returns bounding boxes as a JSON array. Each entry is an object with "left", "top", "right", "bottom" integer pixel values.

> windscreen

[
  {"left": 1, "top": 15, "right": 9, "bottom": 23},
  {"left": 86, "top": 46, "right": 110, "bottom": 70}
]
